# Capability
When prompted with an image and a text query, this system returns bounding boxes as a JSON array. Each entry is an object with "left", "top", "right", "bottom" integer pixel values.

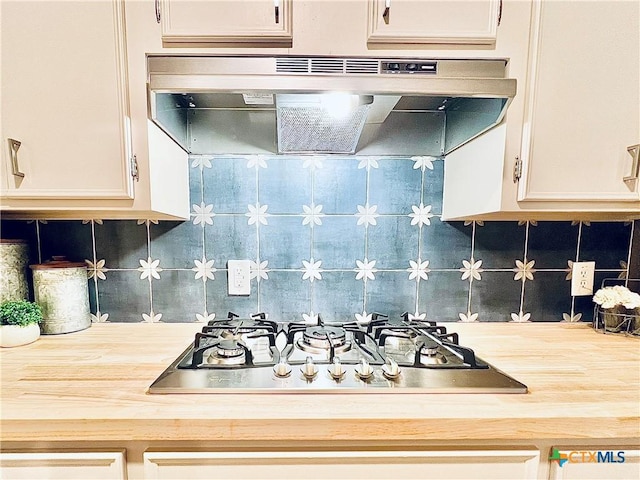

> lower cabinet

[
  {"left": 548, "top": 447, "right": 640, "bottom": 480},
  {"left": 143, "top": 449, "right": 540, "bottom": 479},
  {"left": 0, "top": 451, "right": 126, "bottom": 480},
  {"left": 4, "top": 446, "right": 638, "bottom": 479}
]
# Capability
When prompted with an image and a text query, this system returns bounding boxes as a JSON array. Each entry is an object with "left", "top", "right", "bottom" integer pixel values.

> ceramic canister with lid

[
  {"left": 30, "top": 257, "right": 91, "bottom": 334},
  {"left": 0, "top": 239, "right": 30, "bottom": 303}
]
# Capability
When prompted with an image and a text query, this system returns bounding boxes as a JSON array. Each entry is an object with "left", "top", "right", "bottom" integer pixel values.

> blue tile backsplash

[{"left": 1, "top": 154, "right": 635, "bottom": 324}]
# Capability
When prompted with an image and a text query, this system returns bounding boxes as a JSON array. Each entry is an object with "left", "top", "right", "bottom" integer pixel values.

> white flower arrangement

[{"left": 592, "top": 285, "right": 640, "bottom": 310}]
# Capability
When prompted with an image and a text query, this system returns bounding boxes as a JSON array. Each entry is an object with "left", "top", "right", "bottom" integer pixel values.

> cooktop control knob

[
  {"left": 301, "top": 356, "right": 318, "bottom": 379},
  {"left": 328, "top": 358, "right": 345, "bottom": 379},
  {"left": 273, "top": 361, "right": 292, "bottom": 378},
  {"left": 382, "top": 358, "right": 401, "bottom": 380},
  {"left": 355, "top": 359, "right": 374, "bottom": 379}
]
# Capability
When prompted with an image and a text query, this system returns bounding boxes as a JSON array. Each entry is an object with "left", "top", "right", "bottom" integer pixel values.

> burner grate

[{"left": 182, "top": 312, "right": 280, "bottom": 369}]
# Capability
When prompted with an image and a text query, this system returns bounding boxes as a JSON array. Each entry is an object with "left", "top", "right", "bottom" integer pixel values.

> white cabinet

[
  {"left": 0, "top": 0, "right": 133, "bottom": 201},
  {"left": 0, "top": 0, "right": 190, "bottom": 220},
  {"left": 144, "top": 449, "right": 540, "bottom": 479},
  {"left": 442, "top": 0, "right": 640, "bottom": 220},
  {"left": 158, "top": 0, "right": 293, "bottom": 47},
  {"left": 517, "top": 0, "right": 640, "bottom": 205},
  {"left": 156, "top": 0, "right": 501, "bottom": 50},
  {"left": 367, "top": 0, "right": 501, "bottom": 46},
  {"left": 0, "top": 451, "right": 126, "bottom": 480},
  {"left": 286, "top": 0, "right": 530, "bottom": 58},
  {"left": 548, "top": 448, "right": 639, "bottom": 480}
]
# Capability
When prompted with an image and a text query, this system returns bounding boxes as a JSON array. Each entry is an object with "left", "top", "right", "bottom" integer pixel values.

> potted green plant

[{"left": 0, "top": 300, "right": 42, "bottom": 347}]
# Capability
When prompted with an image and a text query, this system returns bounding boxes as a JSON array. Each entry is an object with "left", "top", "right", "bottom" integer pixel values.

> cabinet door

[
  {"left": 1, "top": 0, "right": 133, "bottom": 200},
  {"left": 0, "top": 451, "right": 126, "bottom": 480},
  {"left": 145, "top": 449, "right": 539, "bottom": 479},
  {"left": 159, "top": 0, "right": 292, "bottom": 46},
  {"left": 367, "top": 0, "right": 500, "bottom": 45},
  {"left": 549, "top": 448, "right": 639, "bottom": 480},
  {"left": 518, "top": 0, "right": 640, "bottom": 203}
]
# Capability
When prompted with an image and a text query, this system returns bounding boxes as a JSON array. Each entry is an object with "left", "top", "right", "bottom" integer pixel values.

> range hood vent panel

[
  {"left": 275, "top": 57, "right": 381, "bottom": 75},
  {"left": 310, "top": 58, "right": 345, "bottom": 74},
  {"left": 345, "top": 59, "right": 379, "bottom": 74},
  {"left": 275, "top": 57, "right": 309, "bottom": 73}
]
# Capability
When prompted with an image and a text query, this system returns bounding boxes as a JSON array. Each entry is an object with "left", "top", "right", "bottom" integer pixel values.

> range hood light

[
  {"left": 277, "top": 93, "right": 374, "bottom": 119},
  {"left": 323, "top": 93, "right": 357, "bottom": 119},
  {"left": 321, "top": 94, "right": 374, "bottom": 120}
]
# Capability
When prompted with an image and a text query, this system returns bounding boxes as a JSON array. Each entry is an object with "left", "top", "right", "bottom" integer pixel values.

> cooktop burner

[
  {"left": 149, "top": 313, "right": 527, "bottom": 394},
  {"left": 300, "top": 325, "right": 348, "bottom": 351}
]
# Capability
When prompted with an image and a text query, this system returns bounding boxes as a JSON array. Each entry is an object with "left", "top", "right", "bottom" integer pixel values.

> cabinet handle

[
  {"left": 498, "top": 0, "right": 503, "bottom": 26},
  {"left": 274, "top": 0, "right": 279, "bottom": 24},
  {"left": 131, "top": 154, "right": 140, "bottom": 182},
  {"left": 383, "top": 0, "right": 391, "bottom": 24},
  {"left": 513, "top": 156, "right": 522, "bottom": 183},
  {"left": 7, "top": 138, "right": 25, "bottom": 178},
  {"left": 623, "top": 144, "right": 640, "bottom": 182},
  {"left": 155, "top": 0, "right": 161, "bottom": 23}
]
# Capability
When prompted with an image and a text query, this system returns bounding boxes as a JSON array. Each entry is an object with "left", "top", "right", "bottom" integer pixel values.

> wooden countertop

[{"left": 1, "top": 322, "right": 638, "bottom": 443}]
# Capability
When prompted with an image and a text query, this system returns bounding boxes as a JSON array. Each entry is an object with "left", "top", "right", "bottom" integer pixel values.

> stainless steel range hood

[{"left": 148, "top": 56, "right": 516, "bottom": 156}]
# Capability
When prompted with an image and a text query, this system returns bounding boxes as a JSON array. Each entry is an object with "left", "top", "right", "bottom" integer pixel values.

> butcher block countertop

[{"left": 1, "top": 322, "right": 638, "bottom": 443}]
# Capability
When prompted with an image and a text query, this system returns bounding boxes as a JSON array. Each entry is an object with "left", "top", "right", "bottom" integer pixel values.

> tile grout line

[
  {"left": 146, "top": 220, "right": 153, "bottom": 319},
  {"left": 467, "top": 221, "right": 476, "bottom": 317},
  {"left": 570, "top": 222, "right": 584, "bottom": 320},
  {"left": 362, "top": 159, "right": 372, "bottom": 316},
  {"left": 100, "top": 266, "right": 628, "bottom": 274},
  {"left": 624, "top": 220, "right": 634, "bottom": 287},
  {"left": 309, "top": 158, "right": 316, "bottom": 316},
  {"left": 35, "top": 220, "right": 42, "bottom": 264},
  {"left": 255, "top": 157, "right": 262, "bottom": 314},
  {"left": 415, "top": 159, "right": 427, "bottom": 315},
  {"left": 200, "top": 163, "right": 208, "bottom": 320},
  {"left": 91, "top": 220, "right": 100, "bottom": 318},
  {"left": 518, "top": 221, "right": 530, "bottom": 317}
]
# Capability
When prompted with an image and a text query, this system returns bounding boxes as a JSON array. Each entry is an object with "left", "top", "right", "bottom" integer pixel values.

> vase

[
  {"left": 0, "top": 323, "right": 40, "bottom": 347},
  {"left": 30, "top": 258, "right": 91, "bottom": 334},
  {"left": 602, "top": 306, "right": 630, "bottom": 333},
  {"left": 0, "top": 239, "right": 30, "bottom": 303}
]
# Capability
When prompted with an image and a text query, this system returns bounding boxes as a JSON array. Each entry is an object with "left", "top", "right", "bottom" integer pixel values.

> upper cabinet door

[
  {"left": 1, "top": 0, "right": 133, "bottom": 200},
  {"left": 367, "top": 0, "right": 501, "bottom": 46},
  {"left": 518, "top": 0, "right": 640, "bottom": 203},
  {"left": 159, "top": 0, "right": 293, "bottom": 47}
]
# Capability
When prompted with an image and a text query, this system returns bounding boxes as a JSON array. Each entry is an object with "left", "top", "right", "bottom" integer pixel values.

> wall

[{"left": 1, "top": 154, "right": 635, "bottom": 324}]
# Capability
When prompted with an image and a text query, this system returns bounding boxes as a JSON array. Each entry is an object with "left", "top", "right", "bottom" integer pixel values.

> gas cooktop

[{"left": 148, "top": 313, "right": 527, "bottom": 394}]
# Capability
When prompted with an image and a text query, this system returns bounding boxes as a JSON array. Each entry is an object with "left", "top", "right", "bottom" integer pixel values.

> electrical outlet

[
  {"left": 571, "top": 261, "right": 596, "bottom": 296},
  {"left": 227, "top": 260, "right": 251, "bottom": 295}
]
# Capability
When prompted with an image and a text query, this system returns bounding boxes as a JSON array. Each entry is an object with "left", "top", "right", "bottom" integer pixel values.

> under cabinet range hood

[{"left": 147, "top": 55, "right": 516, "bottom": 156}]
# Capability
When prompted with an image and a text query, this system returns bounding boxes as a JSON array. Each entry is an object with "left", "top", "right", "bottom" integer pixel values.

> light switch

[{"left": 227, "top": 260, "right": 251, "bottom": 295}]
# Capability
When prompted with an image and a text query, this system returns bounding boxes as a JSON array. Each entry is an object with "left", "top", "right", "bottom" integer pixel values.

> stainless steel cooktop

[{"left": 148, "top": 313, "right": 527, "bottom": 394}]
